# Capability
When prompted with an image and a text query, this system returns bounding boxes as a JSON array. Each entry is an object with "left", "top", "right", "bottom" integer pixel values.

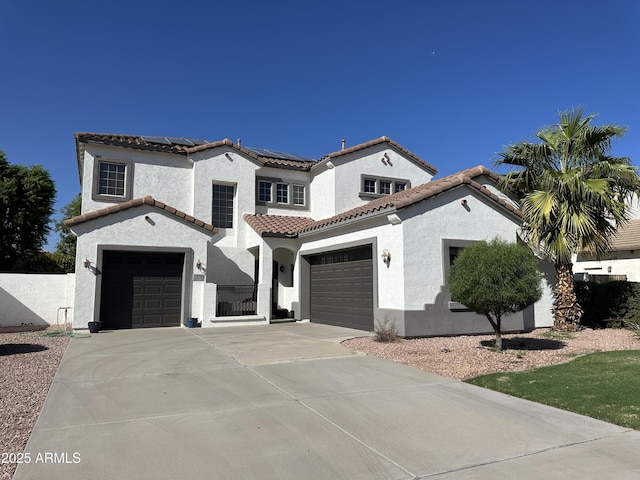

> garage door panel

[
  {"left": 101, "top": 252, "right": 184, "bottom": 329},
  {"left": 309, "top": 246, "right": 373, "bottom": 331}
]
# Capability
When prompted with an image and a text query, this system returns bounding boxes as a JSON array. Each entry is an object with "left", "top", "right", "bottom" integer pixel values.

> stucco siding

[
  {"left": 81, "top": 145, "right": 191, "bottom": 214},
  {"left": 401, "top": 187, "right": 521, "bottom": 309},
  {"left": 71, "top": 205, "right": 214, "bottom": 329},
  {"left": 192, "top": 148, "right": 260, "bottom": 249},
  {"left": 0, "top": 273, "right": 75, "bottom": 327},
  {"left": 309, "top": 167, "right": 336, "bottom": 219},
  {"left": 331, "top": 145, "right": 434, "bottom": 216},
  {"left": 574, "top": 255, "right": 640, "bottom": 282}
]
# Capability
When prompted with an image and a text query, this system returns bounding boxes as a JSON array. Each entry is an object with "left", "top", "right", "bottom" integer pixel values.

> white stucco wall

[
  {"left": 330, "top": 145, "right": 434, "bottom": 216},
  {"left": 298, "top": 214, "right": 405, "bottom": 313},
  {"left": 192, "top": 147, "right": 260, "bottom": 249},
  {"left": 401, "top": 187, "right": 523, "bottom": 308},
  {"left": 574, "top": 255, "right": 640, "bottom": 282},
  {"left": 80, "top": 145, "right": 191, "bottom": 214},
  {"left": 254, "top": 167, "right": 312, "bottom": 217},
  {"left": 71, "top": 205, "right": 214, "bottom": 329},
  {"left": 309, "top": 165, "right": 336, "bottom": 220},
  {"left": 0, "top": 273, "right": 75, "bottom": 327}
]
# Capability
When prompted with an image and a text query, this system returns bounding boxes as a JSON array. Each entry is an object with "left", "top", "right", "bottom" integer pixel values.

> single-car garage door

[
  {"left": 309, "top": 245, "right": 374, "bottom": 331},
  {"left": 100, "top": 251, "right": 184, "bottom": 329}
]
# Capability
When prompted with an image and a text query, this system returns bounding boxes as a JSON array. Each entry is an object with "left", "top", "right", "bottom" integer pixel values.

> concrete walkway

[{"left": 14, "top": 323, "right": 640, "bottom": 479}]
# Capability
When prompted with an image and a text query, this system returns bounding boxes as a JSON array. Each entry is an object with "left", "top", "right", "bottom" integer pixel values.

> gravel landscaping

[
  {"left": 343, "top": 328, "right": 640, "bottom": 380},
  {"left": 1, "top": 324, "right": 639, "bottom": 479},
  {"left": 0, "top": 326, "right": 71, "bottom": 480}
]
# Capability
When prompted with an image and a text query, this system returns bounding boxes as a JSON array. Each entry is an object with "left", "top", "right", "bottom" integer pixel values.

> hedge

[{"left": 575, "top": 281, "right": 640, "bottom": 329}]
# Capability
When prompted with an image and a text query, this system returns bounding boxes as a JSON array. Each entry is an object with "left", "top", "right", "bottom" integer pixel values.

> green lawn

[{"left": 465, "top": 350, "right": 640, "bottom": 430}]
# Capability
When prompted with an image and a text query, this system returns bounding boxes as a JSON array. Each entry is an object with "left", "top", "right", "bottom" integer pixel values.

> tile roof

[
  {"left": 320, "top": 136, "right": 438, "bottom": 175},
  {"left": 64, "top": 196, "right": 218, "bottom": 234},
  {"left": 74, "top": 133, "right": 206, "bottom": 155},
  {"left": 610, "top": 219, "right": 640, "bottom": 251},
  {"left": 75, "top": 133, "right": 436, "bottom": 173},
  {"left": 243, "top": 214, "right": 316, "bottom": 237},
  {"left": 245, "top": 166, "right": 521, "bottom": 237}
]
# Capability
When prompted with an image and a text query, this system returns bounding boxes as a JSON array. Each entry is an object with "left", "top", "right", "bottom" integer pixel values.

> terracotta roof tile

[
  {"left": 245, "top": 166, "right": 521, "bottom": 237},
  {"left": 322, "top": 136, "right": 438, "bottom": 174},
  {"left": 243, "top": 214, "right": 316, "bottom": 237},
  {"left": 64, "top": 196, "right": 218, "bottom": 234},
  {"left": 77, "top": 133, "right": 435, "bottom": 173}
]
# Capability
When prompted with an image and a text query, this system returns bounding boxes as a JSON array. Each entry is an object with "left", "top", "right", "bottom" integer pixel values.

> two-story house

[{"left": 65, "top": 133, "right": 554, "bottom": 336}]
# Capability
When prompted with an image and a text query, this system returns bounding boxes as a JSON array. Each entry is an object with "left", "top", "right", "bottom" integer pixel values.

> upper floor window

[
  {"left": 292, "top": 184, "right": 305, "bottom": 206},
  {"left": 92, "top": 159, "right": 132, "bottom": 202},
  {"left": 256, "top": 177, "right": 307, "bottom": 209},
  {"left": 212, "top": 183, "right": 235, "bottom": 228},
  {"left": 276, "top": 183, "right": 288, "bottom": 203},
  {"left": 258, "top": 180, "right": 272, "bottom": 202},
  {"left": 360, "top": 175, "right": 411, "bottom": 198},
  {"left": 394, "top": 182, "right": 407, "bottom": 193}
]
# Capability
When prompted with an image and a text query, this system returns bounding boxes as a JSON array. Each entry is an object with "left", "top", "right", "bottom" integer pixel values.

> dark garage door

[
  {"left": 309, "top": 245, "right": 374, "bottom": 331},
  {"left": 100, "top": 251, "right": 184, "bottom": 329}
]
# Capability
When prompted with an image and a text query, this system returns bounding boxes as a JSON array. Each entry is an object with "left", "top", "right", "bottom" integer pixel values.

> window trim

[
  {"left": 359, "top": 175, "right": 410, "bottom": 199},
  {"left": 256, "top": 176, "right": 308, "bottom": 210},
  {"left": 212, "top": 182, "right": 236, "bottom": 229},
  {"left": 92, "top": 158, "right": 133, "bottom": 203}
]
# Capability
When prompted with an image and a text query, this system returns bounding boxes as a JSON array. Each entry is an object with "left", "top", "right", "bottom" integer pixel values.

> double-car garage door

[
  {"left": 100, "top": 251, "right": 184, "bottom": 329},
  {"left": 309, "top": 245, "right": 374, "bottom": 331}
]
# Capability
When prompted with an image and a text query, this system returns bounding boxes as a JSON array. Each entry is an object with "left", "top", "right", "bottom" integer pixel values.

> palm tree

[{"left": 496, "top": 108, "right": 640, "bottom": 331}]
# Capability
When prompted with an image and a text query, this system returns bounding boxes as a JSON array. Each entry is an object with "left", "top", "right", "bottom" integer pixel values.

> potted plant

[
  {"left": 186, "top": 317, "right": 198, "bottom": 328},
  {"left": 88, "top": 321, "right": 101, "bottom": 333}
]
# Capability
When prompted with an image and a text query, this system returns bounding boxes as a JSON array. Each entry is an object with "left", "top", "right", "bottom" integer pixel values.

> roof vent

[
  {"left": 341, "top": 139, "right": 346, "bottom": 150},
  {"left": 237, "top": 138, "right": 242, "bottom": 147}
]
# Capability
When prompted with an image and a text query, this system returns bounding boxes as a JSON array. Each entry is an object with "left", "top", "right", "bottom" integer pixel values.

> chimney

[{"left": 341, "top": 139, "right": 346, "bottom": 150}]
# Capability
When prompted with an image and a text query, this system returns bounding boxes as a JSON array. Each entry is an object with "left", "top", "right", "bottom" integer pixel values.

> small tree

[
  {"left": 448, "top": 238, "right": 542, "bottom": 350},
  {"left": 53, "top": 194, "right": 81, "bottom": 272}
]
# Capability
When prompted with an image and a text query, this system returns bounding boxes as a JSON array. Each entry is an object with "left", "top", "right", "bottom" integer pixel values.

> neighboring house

[
  {"left": 574, "top": 219, "right": 640, "bottom": 283},
  {"left": 65, "top": 133, "right": 554, "bottom": 336}
]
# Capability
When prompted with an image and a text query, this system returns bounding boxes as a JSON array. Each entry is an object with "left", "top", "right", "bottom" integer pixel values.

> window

[
  {"left": 364, "top": 178, "right": 377, "bottom": 193},
  {"left": 449, "top": 246, "right": 463, "bottom": 266},
  {"left": 360, "top": 176, "right": 410, "bottom": 197},
  {"left": 93, "top": 159, "right": 131, "bottom": 202},
  {"left": 276, "top": 183, "right": 288, "bottom": 203},
  {"left": 394, "top": 182, "right": 407, "bottom": 193},
  {"left": 99, "top": 162, "right": 126, "bottom": 196},
  {"left": 212, "top": 184, "right": 234, "bottom": 228},
  {"left": 256, "top": 177, "right": 307, "bottom": 208},
  {"left": 258, "top": 180, "right": 272, "bottom": 202},
  {"left": 292, "top": 184, "right": 305, "bottom": 206}
]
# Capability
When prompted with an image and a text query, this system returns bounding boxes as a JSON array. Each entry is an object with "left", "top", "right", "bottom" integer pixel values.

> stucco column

[{"left": 257, "top": 242, "right": 273, "bottom": 320}]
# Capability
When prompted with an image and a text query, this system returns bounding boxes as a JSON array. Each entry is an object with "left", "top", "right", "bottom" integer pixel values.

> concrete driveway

[{"left": 14, "top": 323, "right": 640, "bottom": 479}]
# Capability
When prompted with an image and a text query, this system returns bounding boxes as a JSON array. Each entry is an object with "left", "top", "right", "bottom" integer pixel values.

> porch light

[
  {"left": 196, "top": 259, "right": 203, "bottom": 270},
  {"left": 381, "top": 250, "right": 391, "bottom": 266},
  {"left": 83, "top": 258, "right": 91, "bottom": 269}
]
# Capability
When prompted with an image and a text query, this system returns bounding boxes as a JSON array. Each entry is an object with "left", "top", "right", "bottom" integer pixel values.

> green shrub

[{"left": 575, "top": 281, "right": 640, "bottom": 329}]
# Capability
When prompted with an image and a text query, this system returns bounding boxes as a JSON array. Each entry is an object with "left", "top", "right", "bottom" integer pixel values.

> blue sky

[{"left": 1, "top": 0, "right": 639, "bottom": 250}]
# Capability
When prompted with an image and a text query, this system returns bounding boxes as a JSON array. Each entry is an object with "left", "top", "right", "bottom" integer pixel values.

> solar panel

[
  {"left": 140, "top": 135, "right": 172, "bottom": 145},
  {"left": 244, "top": 146, "right": 313, "bottom": 162},
  {"left": 166, "top": 137, "right": 195, "bottom": 147}
]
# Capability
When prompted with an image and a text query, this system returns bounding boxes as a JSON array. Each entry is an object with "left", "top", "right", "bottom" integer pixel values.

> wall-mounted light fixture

[
  {"left": 196, "top": 259, "right": 203, "bottom": 270},
  {"left": 381, "top": 249, "right": 391, "bottom": 266},
  {"left": 460, "top": 199, "right": 467, "bottom": 206},
  {"left": 83, "top": 258, "right": 91, "bottom": 269}
]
